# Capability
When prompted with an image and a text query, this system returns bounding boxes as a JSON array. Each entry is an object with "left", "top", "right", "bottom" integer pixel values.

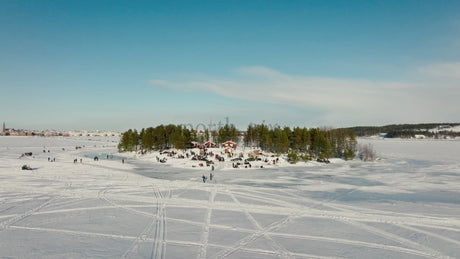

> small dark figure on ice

[{"left": 21, "top": 165, "right": 32, "bottom": 170}]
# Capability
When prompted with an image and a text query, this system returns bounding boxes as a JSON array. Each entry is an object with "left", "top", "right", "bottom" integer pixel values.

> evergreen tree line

[
  {"left": 119, "top": 124, "right": 357, "bottom": 160},
  {"left": 244, "top": 125, "right": 357, "bottom": 160},
  {"left": 347, "top": 123, "right": 460, "bottom": 138},
  {"left": 118, "top": 124, "right": 239, "bottom": 152},
  {"left": 385, "top": 130, "right": 460, "bottom": 139}
]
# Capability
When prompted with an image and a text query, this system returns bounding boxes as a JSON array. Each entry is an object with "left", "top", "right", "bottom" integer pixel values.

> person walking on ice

[{"left": 202, "top": 174, "right": 206, "bottom": 183}]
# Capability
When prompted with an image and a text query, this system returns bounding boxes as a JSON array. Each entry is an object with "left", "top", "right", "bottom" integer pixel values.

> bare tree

[{"left": 358, "top": 143, "right": 377, "bottom": 161}]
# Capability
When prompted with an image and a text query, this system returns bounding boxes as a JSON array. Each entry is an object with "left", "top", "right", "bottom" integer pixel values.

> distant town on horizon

[{"left": 1, "top": 122, "right": 121, "bottom": 137}]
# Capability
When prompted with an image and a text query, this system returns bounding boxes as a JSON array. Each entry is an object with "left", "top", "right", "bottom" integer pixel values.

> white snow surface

[{"left": 1, "top": 136, "right": 460, "bottom": 259}]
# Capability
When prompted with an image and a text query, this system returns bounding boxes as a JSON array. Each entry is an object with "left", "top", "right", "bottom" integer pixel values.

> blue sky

[{"left": 1, "top": 1, "right": 460, "bottom": 131}]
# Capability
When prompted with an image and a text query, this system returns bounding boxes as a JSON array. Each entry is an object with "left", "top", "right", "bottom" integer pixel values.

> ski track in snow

[{"left": 0, "top": 137, "right": 460, "bottom": 258}]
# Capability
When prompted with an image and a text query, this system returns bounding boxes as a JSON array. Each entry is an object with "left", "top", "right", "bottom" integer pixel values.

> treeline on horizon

[
  {"left": 118, "top": 124, "right": 357, "bottom": 160},
  {"left": 345, "top": 123, "right": 460, "bottom": 138}
]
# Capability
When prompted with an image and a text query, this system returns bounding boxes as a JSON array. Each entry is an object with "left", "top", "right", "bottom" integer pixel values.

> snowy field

[{"left": 0, "top": 136, "right": 459, "bottom": 259}]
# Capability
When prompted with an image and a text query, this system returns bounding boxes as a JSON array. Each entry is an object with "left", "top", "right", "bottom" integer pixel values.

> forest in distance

[{"left": 346, "top": 123, "right": 460, "bottom": 138}]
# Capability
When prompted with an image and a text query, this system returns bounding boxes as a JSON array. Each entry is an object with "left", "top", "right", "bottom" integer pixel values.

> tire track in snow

[
  {"left": 3, "top": 193, "right": 431, "bottom": 259},
  {"left": 280, "top": 189, "right": 457, "bottom": 258},
  {"left": 280, "top": 188, "right": 452, "bottom": 258},
  {"left": 294, "top": 188, "right": 453, "bottom": 258},
  {"left": 122, "top": 200, "right": 158, "bottom": 258},
  {"left": 230, "top": 189, "right": 303, "bottom": 209},
  {"left": 213, "top": 212, "right": 298, "bottom": 259},
  {"left": 269, "top": 231, "right": 438, "bottom": 259},
  {"left": 8, "top": 225, "right": 346, "bottom": 259},
  {"left": 214, "top": 188, "right": 299, "bottom": 259},
  {"left": 227, "top": 189, "right": 294, "bottom": 259},
  {"left": 4, "top": 204, "right": 154, "bottom": 218},
  {"left": 197, "top": 186, "right": 216, "bottom": 259},
  {"left": 0, "top": 196, "right": 59, "bottom": 230},
  {"left": 340, "top": 218, "right": 453, "bottom": 259},
  {"left": 10, "top": 225, "right": 140, "bottom": 241},
  {"left": 98, "top": 185, "right": 155, "bottom": 218},
  {"left": 219, "top": 187, "right": 444, "bottom": 259},
  {"left": 322, "top": 202, "right": 460, "bottom": 229},
  {"left": 39, "top": 182, "right": 456, "bottom": 259},
  {"left": 150, "top": 186, "right": 167, "bottom": 259}
]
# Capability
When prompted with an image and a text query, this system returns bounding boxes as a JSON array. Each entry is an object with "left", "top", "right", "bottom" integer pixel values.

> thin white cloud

[
  {"left": 417, "top": 62, "right": 460, "bottom": 80},
  {"left": 149, "top": 79, "right": 175, "bottom": 88},
  {"left": 150, "top": 64, "right": 460, "bottom": 126}
]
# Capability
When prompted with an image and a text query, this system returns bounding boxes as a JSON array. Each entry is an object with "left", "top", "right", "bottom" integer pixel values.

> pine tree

[
  {"left": 141, "top": 127, "right": 155, "bottom": 151},
  {"left": 118, "top": 129, "right": 139, "bottom": 152},
  {"left": 273, "top": 127, "right": 289, "bottom": 154}
]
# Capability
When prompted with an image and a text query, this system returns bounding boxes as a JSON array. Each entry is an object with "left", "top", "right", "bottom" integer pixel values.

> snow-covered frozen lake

[{"left": 0, "top": 136, "right": 459, "bottom": 258}]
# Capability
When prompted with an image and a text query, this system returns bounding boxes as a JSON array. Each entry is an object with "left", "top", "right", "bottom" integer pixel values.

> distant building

[
  {"left": 222, "top": 141, "right": 237, "bottom": 149},
  {"left": 1, "top": 122, "right": 10, "bottom": 136},
  {"left": 190, "top": 141, "right": 202, "bottom": 148},
  {"left": 204, "top": 141, "right": 216, "bottom": 148}
]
